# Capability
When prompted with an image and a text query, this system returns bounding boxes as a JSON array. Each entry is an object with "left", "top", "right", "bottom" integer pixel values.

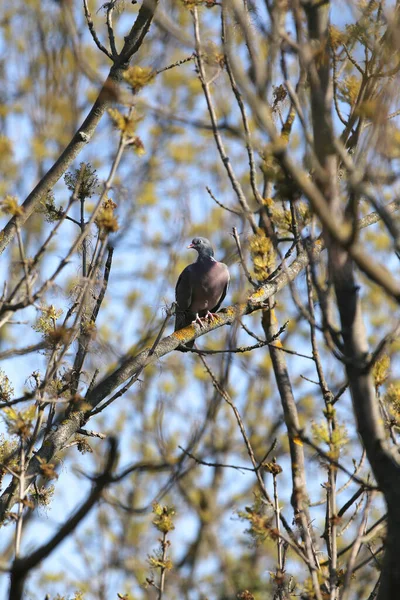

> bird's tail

[{"left": 174, "top": 312, "right": 194, "bottom": 352}]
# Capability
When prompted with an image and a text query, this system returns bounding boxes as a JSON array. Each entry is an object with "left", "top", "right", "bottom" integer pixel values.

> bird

[{"left": 175, "top": 237, "right": 230, "bottom": 350}]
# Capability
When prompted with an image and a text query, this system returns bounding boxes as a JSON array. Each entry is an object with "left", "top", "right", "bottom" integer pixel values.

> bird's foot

[
  {"left": 205, "top": 311, "right": 218, "bottom": 322},
  {"left": 191, "top": 313, "right": 205, "bottom": 328}
]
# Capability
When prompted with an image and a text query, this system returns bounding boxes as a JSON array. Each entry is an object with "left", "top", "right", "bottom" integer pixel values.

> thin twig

[
  {"left": 299, "top": 432, "right": 378, "bottom": 490},
  {"left": 341, "top": 492, "right": 374, "bottom": 600},
  {"left": 198, "top": 353, "right": 306, "bottom": 555},
  {"left": 83, "top": 0, "right": 114, "bottom": 60},
  {"left": 77, "top": 428, "right": 107, "bottom": 440},
  {"left": 106, "top": 1, "right": 118, "bottom": 57},
  {"left": 179, "top": 446, "right": 255, "bottom": 473},
  {"left": 9, "top": 439, "right": 118, "bottom": 600},
  {"left": 157, "top": 531, "right": 168, "bottom": 599},
  {"left": 15, "top": 223, "right": 31, "bottom": 304},
  {"left": 192, "top": 7, "right": 258, "bottom": 233},
  {"left": 155, "top": 53, "right": 196, "bottom": 75},
  {"left": 205, "top": 186, "right": 242, "bottom": 216},
  {"left": 14, "top": 443, "right": 25, "bottom": 559},
  {"left": 89, "top": 304, "right": 175, "bottom": 416},
  {"left": 232, "top": 227, "right": 257, "bottom": 287}
]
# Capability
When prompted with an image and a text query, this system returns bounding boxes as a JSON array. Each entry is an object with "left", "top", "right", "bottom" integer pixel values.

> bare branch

[
  {"left": 83, "top": 0, "right": 114, "bottom": 60},
  {"left": 0, "top": 0, "right": 159, "bottom": 256},
  {"left": 0, "top": 202, "right": 396, "bottom": 523},
  {"left": 9, "top": 438, "right": 118, "bottom": 600}
]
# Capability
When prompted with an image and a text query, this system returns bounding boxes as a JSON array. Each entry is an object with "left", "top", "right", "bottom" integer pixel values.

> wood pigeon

[{"left": 175, "top": 237, "right": 230, "bottom": 350}]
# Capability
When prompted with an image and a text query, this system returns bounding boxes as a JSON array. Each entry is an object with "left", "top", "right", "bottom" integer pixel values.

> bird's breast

[{"left": 190, "top": 263, "right": 228, "bottom": 314}]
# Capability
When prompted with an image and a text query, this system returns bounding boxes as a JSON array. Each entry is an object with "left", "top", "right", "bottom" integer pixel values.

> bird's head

[{"left": 188, "top": 237, "right": 214, "bottom": 259}]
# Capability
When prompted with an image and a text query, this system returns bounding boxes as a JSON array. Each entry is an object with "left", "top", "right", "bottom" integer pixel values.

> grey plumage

[{"left": 175, "top": 237, "right": 230, "bottom": 350}]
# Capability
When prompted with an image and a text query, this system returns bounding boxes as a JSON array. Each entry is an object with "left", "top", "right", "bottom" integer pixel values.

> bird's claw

[
  {"left": 192, "top": 314, "right": 205, "bottom": 328},
  {"left": 191, "top": 312, "right": 218, "bottom": 328},
  {"left": 205, "top": 311, "right": 217, "bottom": 322}
]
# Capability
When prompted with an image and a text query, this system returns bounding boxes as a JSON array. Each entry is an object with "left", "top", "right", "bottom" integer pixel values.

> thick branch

[
  {"left": 262, "top": 305, "right": 321, "bottom": 588},
  {"left": 301, "top": 1, "right": 400, "bottom": 597}
]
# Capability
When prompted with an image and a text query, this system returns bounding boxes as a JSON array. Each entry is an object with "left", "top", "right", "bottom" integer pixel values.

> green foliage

[
  {"left": 64, "top": 163, "right": 98, "bottom": 201},
  {"left": 385, "top": 383, "right": 400, "bottom": 416},
  {"left": 238, "top": 495, "right": 276, "bottom": 546},
  {"left": 95, "top": 197, "right": 119, "bottom": 235},
  {"left": 123, "top": 66, "right": 155, "bottom": 92},
  {"left": 372, "top": 354, "right": 390, "bottom": 389},
  {"left": 36, "top": 456, "right": 59, "bottom": 480},
  {"left": 0, "top": 369, "right": 14, "bottom": 403},
  {"left": 147, "top": 553, "right": 173, "bottom": 571},
  {"left": 311, "top": 420, "right": 349, "bottom": 456},
  {"left": 2, "top": 405, "right": 36, "bottom": 439},
  {"left": 108, "top": 108, "right": 146, "bottom": 154},
  {"left": 0, "top": 195, "right": 24, "bottom": 217},
  {"left": 237, "top": 590, "right": 256, "bottom": 600},
  {"left": 37, "top": 190, "right": 65, "bottom": 223},
  {"left": 49, "top": 593, "right": 85, "bottom": 600},
  {"left": 0, "top": 434, "right": 18, "bottom": 468},
  {"left": 0, "top": 136, "right": 17, "bottom": 195},
  {"left": 75, "top": 437, "right": 93, "bottom": 454},
  {"left": 33, "top": 305, "right": 63, "bottom": 336},
  {"left": 28, "top": 484, "right": 55, "bottom": 508},
  {"left": 108, "top": 108, "right": 141, "bottom": 135},
  {"left": 145, "top": 503, "right": 175, "bottom": 594},
  {"left": 152, "top": 502, "right": 175, "bottom": 534},
  {"left": 262, "top": 459, "right": 283, "bottom": 476},
  {"left": 338, "top": 75, "right": 361, "bottom": 106},
  {"left": 249, "top": 231, "right": 275, "bottom": 282},
  {"left": 329, "top": 25, "right": 344, "bottom": 50}
]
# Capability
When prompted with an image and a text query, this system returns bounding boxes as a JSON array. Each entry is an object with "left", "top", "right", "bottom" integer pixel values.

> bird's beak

[{"left": 187, "top": 243, "right": 194, "bottom": 249}]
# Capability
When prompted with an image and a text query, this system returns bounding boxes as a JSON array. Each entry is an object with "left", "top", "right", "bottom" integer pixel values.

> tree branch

[
  {"left": 0, "top": 202, "right": 397, "bottom": 522},
  {"left": 0, "top": 0, "right": 159, "bottom": 256},
  {"left": 9, "top": 438, "right": 118, "bottom": 600}
]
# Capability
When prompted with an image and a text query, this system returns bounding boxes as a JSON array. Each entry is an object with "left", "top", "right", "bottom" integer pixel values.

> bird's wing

[
  {"left": 175, "top": 265, "right": 194, "bottom": 331},
  {"left": 211, "top": 264, "right": 230, "bottom": 313},
  {"left": 175, "top": 265, "right": 193, "bottom": 309}
]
